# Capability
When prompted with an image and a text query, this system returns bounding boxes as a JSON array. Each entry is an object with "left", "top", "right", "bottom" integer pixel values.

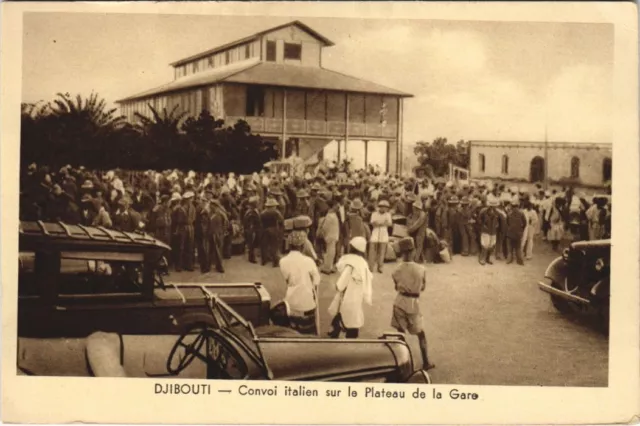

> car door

[{"left": 49, "top": 250, "right": 156, "bottom": 337}]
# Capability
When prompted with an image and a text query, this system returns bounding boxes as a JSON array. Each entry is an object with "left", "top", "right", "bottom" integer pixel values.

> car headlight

[
  {"left": 406, "top": 370, "right": 432, "bottom": 384},
  {"left": 562, "top": 248, "right": 570, "bottom": 261},
  {"left": 595, "top": 258, "right": 605, "bottom": 272}
]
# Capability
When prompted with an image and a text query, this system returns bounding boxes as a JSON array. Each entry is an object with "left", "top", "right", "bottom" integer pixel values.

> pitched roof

[
  {"left": 116, "top": 60, "right": 260, "bottom": 103},
  {"left": 225, "top": 63, "right": 412, "bottom": 97},
  {"left": 170, "top": 20, "right": 335, "bottom": 67},
  {"left": 116, "top": 62, "right": 412, "bottom": 103}
]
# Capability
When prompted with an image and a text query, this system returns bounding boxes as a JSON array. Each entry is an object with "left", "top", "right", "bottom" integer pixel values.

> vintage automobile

[
  {"left": 18, "top": 221, "right": 271, "bottom": 338},
  {"left": 537, "top": 239, "right": 611, "bottom": 333},
  {"left": 17, "top": 288, "right": 432, "bottom": 383}
]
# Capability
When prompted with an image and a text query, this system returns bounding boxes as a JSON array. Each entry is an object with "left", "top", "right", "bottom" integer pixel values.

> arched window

[
  {"left": 602, "top": 157, "right": 612, "bottom": 182},
  {"left": 479, "top": 154, "right": 486, "bottom": 172},
  {"left": 570, "top": 156, "right": 580, "bottom": 178},
  {"left": 501, "top": 155, "right": 509, "bottom": 174}
]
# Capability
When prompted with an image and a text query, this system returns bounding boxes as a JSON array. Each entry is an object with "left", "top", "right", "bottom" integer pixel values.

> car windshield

[{"left": 203, "top": 291, "right": 273, "bottom": 378}]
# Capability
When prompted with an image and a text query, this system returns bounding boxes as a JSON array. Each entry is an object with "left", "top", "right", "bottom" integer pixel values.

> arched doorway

[
  {"left": 530, "top": 156, "right": 545, "bottom": 182},
  {"left": 602, "top": 157, "right": 612, "bottom": 182}
]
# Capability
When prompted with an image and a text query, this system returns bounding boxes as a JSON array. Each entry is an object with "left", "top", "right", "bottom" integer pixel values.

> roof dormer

[{"left": 171, "top": 21, "right": 333, "bottom": 80}]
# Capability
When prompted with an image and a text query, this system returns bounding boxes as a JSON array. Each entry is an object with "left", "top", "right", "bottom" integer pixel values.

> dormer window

[
  {"left": 208, "top": 57, "right": 214, "bottom": 68},
  {"left": 193, "top": 62, "right": 199, "bottom": 73},
  {"left": 266, "top": 41, "right": 276, "bottom": 62},
  {"left": 245, "top": 44, "right": 251, "bottom": 59},
  {"left": 284, "top": 43, "right": 302, "bottom": 60},
  {"left": 225, "top": 51, "right": 230, "bottom": 65}
]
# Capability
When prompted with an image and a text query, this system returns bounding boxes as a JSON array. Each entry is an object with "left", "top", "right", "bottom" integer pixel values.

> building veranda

[{"left": 117, "top": 21, "right": 412, "bottom": 173}]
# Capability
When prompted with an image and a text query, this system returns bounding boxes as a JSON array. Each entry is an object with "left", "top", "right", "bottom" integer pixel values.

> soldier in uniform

[
  {"left": 495, "top": 197, "right": 509, "bottom": 260},
  {"left": 390, "top": 237, "right": 435, "bottom": 370},
  {"left": 458, "top": 196, "right": 473, "bottom": 256},
  {"left": 443, "top": 195, "right": 459, "bottom": 258},
  {"left": 243, "top": 196, "right": 262, "bottom": 264},
  {"left": 195, "top": 192, "right": 212, "bottom": 273},
  {"left": 294, "top": 189, "right": 311, "bottom": 217},
  {"left": 113, "top": 198, "right": 142, "bottom": 233},
  {"left": 220, "top": 186, "right": 239, "bottom": 259},
  {"left": 477, "top": 197, "right": 501, "bottom": 265},
  {"left": 181, "top": 191, "right": 196, "bottom": 271},
  {"left": 170, "top": 192, "right": 187, "bottom": 271},
  {"left": 406, "top": 200, "right": 428, "bottom": 263},
  {"left": 149, "top": 194, "right": 172, "bottom": 245},
  {"left": 208, "top": 197, "right": 227, "bottom": 273},
  {"left": 260, "top": 198, "right": 284, "bottom": 267}
]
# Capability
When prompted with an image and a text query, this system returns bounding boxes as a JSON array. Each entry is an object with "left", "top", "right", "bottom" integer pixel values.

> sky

[{"left": 22, "top": 13, "right": 614, "bottom": 147}]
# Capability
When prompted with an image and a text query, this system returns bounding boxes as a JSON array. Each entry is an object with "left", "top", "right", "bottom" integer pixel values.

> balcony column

[
  {"left": 397, "top": 97, "right": 404, "bottom": 174},
  {"left": 282, "top": 89, "right": 287, "bottom": 159},
  {"left": 364, "top": 140, "right": 369, "bottom": 168},
  {"left": 344, "top": 94, "right": 350, "bottom": 165}
]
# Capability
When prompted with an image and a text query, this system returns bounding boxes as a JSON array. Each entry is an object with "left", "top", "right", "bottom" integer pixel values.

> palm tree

[
  {"left": 134, "top": 104, "right": 188, "bottom": 169},
  {"left": 50, "top": 92, "right": 126, "bottom": 133}
]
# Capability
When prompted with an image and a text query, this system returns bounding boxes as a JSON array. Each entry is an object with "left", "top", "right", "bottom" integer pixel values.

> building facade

[
  {"left": 468, "top": 141, "right": 612, "bottom": 186},
  {"left": 116, "top": 21, "right": 412, "bottom": 173}
]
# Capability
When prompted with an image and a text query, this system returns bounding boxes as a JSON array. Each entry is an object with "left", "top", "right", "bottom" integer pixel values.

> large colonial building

[
  {"left": 468, "top": 141, "right": 612, "bottom": 187},
  {"left": 116, "top": 21, "right": 412, "bottom": 173}
]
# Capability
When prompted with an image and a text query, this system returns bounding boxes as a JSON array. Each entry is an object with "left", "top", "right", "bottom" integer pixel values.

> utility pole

[{"left": 543, "top": 104, "right": 549, "bottom": 190}]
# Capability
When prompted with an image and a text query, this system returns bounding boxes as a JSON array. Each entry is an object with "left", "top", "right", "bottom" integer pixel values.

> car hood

[{"left": 258, "top": 338, "right": 413, "bottom": 381}]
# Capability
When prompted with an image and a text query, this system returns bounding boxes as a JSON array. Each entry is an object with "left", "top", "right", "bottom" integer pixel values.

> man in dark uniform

[
  {"left": 171, "top": 193, "right": 187, "bottom": 271},
  {"left": 477, "top": 197, "right": 501, "bottom": 265},
  {"left": 220, "top": 186, "right": 239, "bottom": 259},
  {"left": 149, "top": 194, "right": 172, "bottom": 245},
  {"left": 180, "top": 191, "right": 196, "bottom": 271},
  {"left": 260, "top": 198, "right": 284, "bottom": 267},
  {"left": 243, "top": 196, "right": 262, "bottom": 264},
  {"left": 209, "top": 197, "right": 228, "bottom": 273},
  {"left": 505, "top": 198, "right": 527, "bottom": 265},
  {"left": 458, "top": 196, "right": 472, "bottom": 256},
  {"left": 196, "top": 192, "right": 212, "bottom": 273},
  {"left": 443, "top": 195, "right": 459, "bottom": 257},
  {"left": 113, "top": 198, "right": 141, "bottom": 233}
]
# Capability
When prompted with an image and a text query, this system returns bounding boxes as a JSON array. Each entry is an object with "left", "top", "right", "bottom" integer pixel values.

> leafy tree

[{"left": 413, "top": 137, "right": 469, "bottom": 177}]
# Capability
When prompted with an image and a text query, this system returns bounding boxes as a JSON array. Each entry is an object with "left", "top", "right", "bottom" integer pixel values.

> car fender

[{"left": 544, "top": 257, "right": 567, "bottom": 287}]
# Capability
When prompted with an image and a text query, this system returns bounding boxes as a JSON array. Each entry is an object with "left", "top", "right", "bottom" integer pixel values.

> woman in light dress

[{"left": 327, "top": 237, "right": 373, "bottom": 338}]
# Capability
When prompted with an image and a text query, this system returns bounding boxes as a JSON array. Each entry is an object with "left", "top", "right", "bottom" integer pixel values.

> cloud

[
  {"left": 421, "top": 28, "right": 488, "bottom": 74},
  {"left": 544, "top": 65, "right": 611, "bottom": 142}
]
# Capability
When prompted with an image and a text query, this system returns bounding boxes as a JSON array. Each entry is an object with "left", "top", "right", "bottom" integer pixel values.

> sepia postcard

[{"left": 1, "top": 1, "right": 638, "bottom": 424}]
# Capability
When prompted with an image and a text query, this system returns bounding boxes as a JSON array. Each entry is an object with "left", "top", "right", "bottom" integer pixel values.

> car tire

[{"left": 550, "top": 280, "right": 572, "bottom": 314}]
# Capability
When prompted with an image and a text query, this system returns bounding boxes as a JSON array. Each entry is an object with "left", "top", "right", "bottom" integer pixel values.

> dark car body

[
  {"left": 18, "top": 221, "right": 270, "bottom": 338},
  {"left": 17, "top": 292, "right": 432, "bottom": 384},
  {"left": 537, "top": 239, "right": 611, "bottom": 332}
]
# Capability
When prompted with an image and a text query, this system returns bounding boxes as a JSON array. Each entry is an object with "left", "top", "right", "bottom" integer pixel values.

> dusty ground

[{"left": 169, "top": 238, "right": 608, "bottom": 387}]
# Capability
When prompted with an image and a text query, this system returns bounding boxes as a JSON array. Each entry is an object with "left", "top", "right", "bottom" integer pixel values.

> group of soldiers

[{"left": 19, "top": 161, "right": 612, "bottom": 273}]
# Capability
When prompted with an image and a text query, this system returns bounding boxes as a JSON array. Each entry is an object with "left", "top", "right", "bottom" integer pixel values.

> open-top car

[
  {"left": 18, "top": 288, "right": 432, "bottom": 383},
  {"left": 18, "top": 221, "right": 271, "bottom": 338},
  {"left": 537, "top": 239, "right": 611, "bottom": 333}
]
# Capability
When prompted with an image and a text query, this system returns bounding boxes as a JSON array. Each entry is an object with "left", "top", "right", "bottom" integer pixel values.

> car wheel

[{"left": 550, "top": 280, "right": 572, "bottom": 314}]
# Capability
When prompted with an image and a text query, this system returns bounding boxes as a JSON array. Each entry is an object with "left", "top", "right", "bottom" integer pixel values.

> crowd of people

[
  {"left": 19, "top": 161, "right": 612, "bottom": 370},
  {"left": 20, "top": 161, "right": 612, "bottom": 272}
]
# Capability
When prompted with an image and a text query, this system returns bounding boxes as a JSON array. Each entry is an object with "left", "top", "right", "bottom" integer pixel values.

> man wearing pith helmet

[{"left": 391, "top": 237, "right": 435, "bottom": 371}]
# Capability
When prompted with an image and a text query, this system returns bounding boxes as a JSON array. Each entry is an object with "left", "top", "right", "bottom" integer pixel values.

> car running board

[{"left": 538, "top": 282, "right": 590, "bottom": 304}]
